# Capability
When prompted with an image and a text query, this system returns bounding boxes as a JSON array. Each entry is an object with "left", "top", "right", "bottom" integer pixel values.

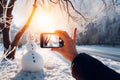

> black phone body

[{"left": 40, "top": 33, "right": 64, "bottom": 48}]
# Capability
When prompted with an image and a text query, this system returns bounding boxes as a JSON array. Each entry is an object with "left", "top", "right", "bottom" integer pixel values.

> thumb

[
  {"left": 72, "top": 28, "right": 77, "bottom": 43},
  {"left": 51, "top": 48, "right": 61, "bottom": 53}
]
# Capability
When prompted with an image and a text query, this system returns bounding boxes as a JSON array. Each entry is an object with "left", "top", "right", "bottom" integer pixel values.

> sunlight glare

[
  {"left": 34, "top": 12, "right": 56, "bottom": 33},
  {"left": 39, "top": 15, "right": 53, "bottom": 27}
]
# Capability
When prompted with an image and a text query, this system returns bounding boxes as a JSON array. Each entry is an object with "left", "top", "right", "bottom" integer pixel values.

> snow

[
  {"left": 76, "top": 45, "right": 120, "bottom": 73},
  {"left": 21, "top": 51, "right": 44, "bottom": 72},
  {"left": 77, "top": 45, "right": 120, "bottom": 56},
  {"left": 21, "top": 39, "right": 44, "bottom": 72},
  {"left": 77, "top": 45, "right": 120, "bottom": 61},
  {"left": 0, "top": 45, "right": 120, "bottom": 80}
]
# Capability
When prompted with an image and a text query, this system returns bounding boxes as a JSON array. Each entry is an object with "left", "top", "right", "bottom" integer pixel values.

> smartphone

[{"left": 40, "top": 33, "right": 64, "bottom": 48}]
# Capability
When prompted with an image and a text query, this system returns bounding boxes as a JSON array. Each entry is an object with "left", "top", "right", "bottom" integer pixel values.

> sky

[
  {"left": 12, "top": 0, "right": 120, "bottom": 35},
  {"left": 12, "top": 0, "right": 74, "bottom": 36}
]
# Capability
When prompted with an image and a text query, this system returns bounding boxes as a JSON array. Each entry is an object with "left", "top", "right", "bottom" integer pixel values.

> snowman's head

[{"left": 26, "top": 40, "right": 37, "bottom": 51}]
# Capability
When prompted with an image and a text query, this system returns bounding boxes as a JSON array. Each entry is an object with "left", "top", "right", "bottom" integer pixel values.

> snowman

[{"left": 21, "top": 33, "right": 44, "bottom": 72}]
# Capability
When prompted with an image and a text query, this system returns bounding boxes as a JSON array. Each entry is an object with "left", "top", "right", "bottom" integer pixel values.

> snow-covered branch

[{"left": 0, "top": 0, "right": 15, "bottom": 32}]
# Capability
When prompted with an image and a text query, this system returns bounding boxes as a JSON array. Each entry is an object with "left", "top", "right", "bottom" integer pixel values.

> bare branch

[
  {"left": 67, "top": 0, "right": 87, "bottom": 21},
  {"left": 65, "top": 0, "right": 70, "bottom": 21},
  {"left": 101, "top": 0, "right": 107, "bottom": 8},
  {"left": 58, "top": 0, "right": 62, "bottom": 11},
  {"left": 50, "top": 0, "right": 59, "bottom": 4},
  {"left": 49, "top": 0, "right": 87, "bottom": 21},
  {"left": 112, "top": 0, "right": 115, "bottom": 5},
  {"left": 60, "top": 0, "right": 67, "bottom": 13}
]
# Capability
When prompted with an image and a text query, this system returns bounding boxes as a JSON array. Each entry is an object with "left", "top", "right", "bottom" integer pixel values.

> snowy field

[{"left": 0, "top": 45, "right": 120, "bottom": 80}]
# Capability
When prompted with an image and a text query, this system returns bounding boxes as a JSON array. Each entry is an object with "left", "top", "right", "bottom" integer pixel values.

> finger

[
  {"left": 72, "top": 28, "right": 77, "bottom": 43},
  {"left": 55, "top": 30, "right": 70, "bottom": 38},
  {"left": 55, "top": 30, "right": 71, "bottom": 43},
  {"left": 51, "top": 48, "right": 62, "bottom": 53}
]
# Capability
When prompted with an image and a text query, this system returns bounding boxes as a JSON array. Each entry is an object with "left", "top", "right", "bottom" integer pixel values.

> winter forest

[
  {"left": 76, "top": 0, "right": 120, "bottom": 45},
  {"left": 12, "top": 0, "right": 120, "bottom": 46},
  {"left": 0, "top": 0, "right": 120, "bottom": 80},
  {"left": 13, "top": 0, "right": 120, "bottom": 46}
]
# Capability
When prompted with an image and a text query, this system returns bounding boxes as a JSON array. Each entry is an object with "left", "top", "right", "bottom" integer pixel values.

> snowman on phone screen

[{"left": 21, "top": 33, "right": 44, "bottom": 72}]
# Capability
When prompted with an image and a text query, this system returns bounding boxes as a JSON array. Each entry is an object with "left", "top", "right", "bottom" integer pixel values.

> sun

[
  {"left": 39, "top": 14, "right": 53, "bottom": 27},
  {"left": 28, "top": 7, "right": 68, "bottom": 34},
  {"left": 31, "top": 10, "right": 56, "bottom": 33}
]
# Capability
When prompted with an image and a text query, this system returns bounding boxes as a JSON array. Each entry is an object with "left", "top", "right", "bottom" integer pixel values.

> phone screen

[{"left": 40, "top": 33, "right": 64, "bottom": 48}]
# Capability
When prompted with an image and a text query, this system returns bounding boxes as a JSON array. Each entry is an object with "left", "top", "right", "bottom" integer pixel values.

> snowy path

[
  {"left": 77, "top": 45, "right": 120, "bottom": 61},
  {"left": 37, "top": 49, "right": 74, "bottom": 80},
  {"left": 0, "top": 46, "right": 120, "bottom": 80}
]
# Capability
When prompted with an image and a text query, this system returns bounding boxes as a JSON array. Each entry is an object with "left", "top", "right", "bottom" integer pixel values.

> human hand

[{"left": 51, "top": 28, "right": 78, "bottom": 62}]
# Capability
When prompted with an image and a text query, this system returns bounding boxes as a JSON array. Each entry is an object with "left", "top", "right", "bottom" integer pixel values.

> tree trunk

[
  {"left": 0, "top": 0, "right": 16, "bottom": 55},
  {"left": 0, "top": 0, "right": 37, "bottom": 59},
  {"left": 0, "top": 0, "right": 15, "bottom": 59},
  {"left": 2, "top": 27, "right": 11, "bottom": 50},
  {"left": 7, "top": 0, "right": 37, "bottom": 59}
]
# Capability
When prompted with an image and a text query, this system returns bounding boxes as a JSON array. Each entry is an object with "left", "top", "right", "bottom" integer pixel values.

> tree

[
  {"left": 0, "top": 0, "right": 37, "bottom": 59},
  {"left": 0, "top": 0, "right": 87, "bottom": 59},
  {"left": 0, "top": 0, "right": 16, "bottom": 59}
]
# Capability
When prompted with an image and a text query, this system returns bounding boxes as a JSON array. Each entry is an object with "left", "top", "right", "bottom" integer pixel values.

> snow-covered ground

[
  {"left": 0, "top": 45, "right": 120, "bottom": 80},
  {"left": 77, "top": 45, "right": 120, "bottom": 61},
  {"left": 77, "top": 45, "right": 120, "bottom": 55}
]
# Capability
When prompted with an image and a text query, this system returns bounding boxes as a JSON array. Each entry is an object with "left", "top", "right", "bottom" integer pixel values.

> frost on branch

[
  {"left": 0, "top": 0, "right": 14, "bottom": 31},
  {"left": 0, "top": 46, "right": 19, "bottom": 80}
]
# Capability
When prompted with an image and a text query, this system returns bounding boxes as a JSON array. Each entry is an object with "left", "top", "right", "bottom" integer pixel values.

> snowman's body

[{"left": 21, "top": 40, "right": 44, "bottom": 72}]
